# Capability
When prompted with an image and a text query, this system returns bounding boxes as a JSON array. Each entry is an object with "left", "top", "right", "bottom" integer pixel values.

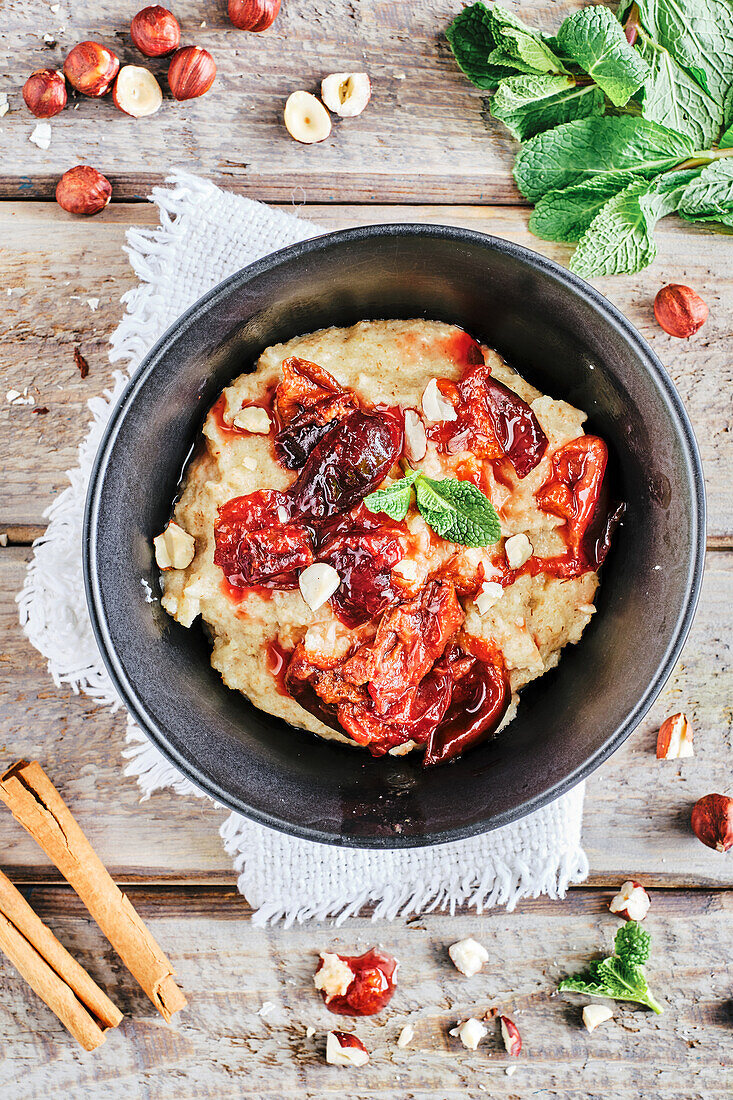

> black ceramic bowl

[{"left": 84, "top": 225, "right": 705, "bottom": 847}]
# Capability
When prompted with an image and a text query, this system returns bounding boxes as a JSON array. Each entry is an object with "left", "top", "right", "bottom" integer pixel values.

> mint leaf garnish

[
  {"left": 491, "top": 73, "right": 604, "bottom": 141},
  {"left": 513, "top": 116, "right": 693, "bottom": 204},
  {"left": 364, "top": 470, "right": 501, "bottom": 548},
  {"left": 362, "top": 469, "right": 419, "bottom": 521},
  {"left": 529, "top": 169, "right": 645, "bottom": 242},
  {"left": 632, "top": 0, "right": 733, "bottom": 106},
  {"left": 489, "top": 6, "right": 567, "bottom": 75},
  {"left": 557, "top": 5, "right": 649, "bottom": 106},
  {"left": 570, "top": 168, "right": 699, "bottom": 276},
  {"left": 558, "top": 920, "right": 663, "bottom": 1014},
  {"left": 679, "top": 157, "right": 733, "bottom": 216},
  {"left": 446, "top": 0, "right": 733, "bottom": 275},
  {"left": 415, "top": 475, "right": 501, "bottom": 547},
  {"left": 445, "top": 2, "right": 508, "bottom": 90},
  {"left": 636, "top": 30, "right": 722, "bottom": 146}
]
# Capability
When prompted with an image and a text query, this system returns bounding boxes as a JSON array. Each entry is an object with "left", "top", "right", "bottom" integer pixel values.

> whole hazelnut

[
  {"left": 56, "top": 165, "right": 112, "bottom": 216},
  {"left": 64, "top": 41, "right": 120, "bottom": 97},
  {"left": 131, "top": 6, "right": 181, "bottom": 57},
  {"left": 227, "top": 0, "right": 282, "bottom": 32},
  {"left": 167, "top": 46, "right": 216, "bottom": 101},
  {"left": 691, "top": 794, "right": 733, "bottom": 852},
  {"left": 23, "top": 69, "right": 67, "bottom": 118},
  {"left": 654, "top": 283, "right": 709, "bottom": 338}
]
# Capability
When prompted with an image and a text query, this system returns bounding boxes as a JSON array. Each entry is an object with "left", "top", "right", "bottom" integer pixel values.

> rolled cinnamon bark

[
  {"left": 0, "top": 869, "right": 122, "bottom": 1030},
  {"left": 0, "top": 910, "right": 109, "bottom": 1051},
  {"left": 0, "top": 761, "right": 186, "bottom": 1022}
]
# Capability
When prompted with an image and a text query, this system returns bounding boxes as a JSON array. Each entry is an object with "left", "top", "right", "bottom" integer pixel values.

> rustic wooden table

[{"left": 1, "top": 2, "right": 731, "bottom": 1096}]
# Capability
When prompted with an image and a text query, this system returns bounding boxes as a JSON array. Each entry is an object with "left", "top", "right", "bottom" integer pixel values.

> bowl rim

[{"left": 83, "top": 223, "right": 707, "bottom": 847}]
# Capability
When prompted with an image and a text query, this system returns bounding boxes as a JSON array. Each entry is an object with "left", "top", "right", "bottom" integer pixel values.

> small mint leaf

[
  {"left": 557, "top": 5, "right": 649, "bottom": 106},
  {"left": 415, "top": 476, "right": 501, "bottom": 547},
  {"left": 491, "top": 73, "right": 604, "bottom": 141},
  {"left": 364, "top": 470, "right": 419, "bottom": 521}
]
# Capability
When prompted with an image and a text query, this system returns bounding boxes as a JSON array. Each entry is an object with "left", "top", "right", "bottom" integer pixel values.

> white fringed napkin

[{"left": 18, "top": 171, "right": 588, "bottom": 925}]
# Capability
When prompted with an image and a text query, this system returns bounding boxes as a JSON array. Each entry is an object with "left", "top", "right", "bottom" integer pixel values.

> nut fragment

[
  {"left": 64, "top": 41, "right": 120, "bottom": 96},
  {"left": 448, "top": 937, "right": 489, "bottom": 978},
  {"left": 112, "top": 66, "right": 163, "bottom": 117},
  {"left": 154, "top": 522, "right": 196, "bottom": 570},
  {"left": 450, "top": 1017, "right": 487, "bottom": 1050},
  {"left": 314, "top": 952, "right": 353, "bottom": 1002},
  {"left": 29, "top": 122, "right": 52, "bottom": 150},
  {"left": 325, "top": 1031, "right": 369, "bottom": 1066},
  {"left": 232, "top": 405, "right": 271, "bottom": 434},
  {"left": 608, "top": 880, "right": 650, "bottom": 922},
  {"left": 23, "top": 69, "right": 67, "bottom": 118},
  {"left": 582, "top": 1004, "right": 613, "bottom": 1032},
  {"left": 403, "top": 409, "right": 427, "bottom": 462},
  {"left": 130, "top": 6, "right": 181, "bottom": 57},
  {"left": 321, "top": 72, "right": 371, "bottom": 117},
  {"left": 397, "top": 1023, "right": 415, "bottom": 1048},
  {"left": 168, "top": 46, "right": 216, "bottom": 101},
  {"left": 56, "top": 166, "right": 112, "bottom": 215},
  {"left": 421, "top": 378, "right": 457, "bottom": 423},
  {"left": 499, "top": 1015, "right": 522, "bottom": 1056},
  {"left": 656, "top": 712, "right": 693, "bottom": 759},
  {"left": 284, "top": 90, "right": 332, "bottom": 144},
  {"left": 228, "top": 0, "right": 281, "bottom": 31},
  {"left": 475, "top": 580, "right": 503, "bottom": 616},
  {"left": 691, "top": 794, "right": 733, "bottom": 852},
  {"left": 504, "top": 533, "right": 533, "bottom": 569},
  {"left": 299, "top": 563, "right": 341, "bottom": 611},
  {"left": 654, "top": 284, "right": 708, "bottom": 338}
]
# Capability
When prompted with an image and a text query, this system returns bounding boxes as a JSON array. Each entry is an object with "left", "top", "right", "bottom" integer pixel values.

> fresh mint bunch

[
  {"left": 446, "top": 1, "right": 733, "bottom": 275},
  {"left": 364, "top": 469, "right": 501, "bottom": 547},
  {"left": 558, "top": 920, "right": 663, "bottom": 1014}
]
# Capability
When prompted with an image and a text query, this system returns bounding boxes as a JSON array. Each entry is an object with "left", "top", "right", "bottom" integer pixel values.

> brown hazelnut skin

[
  {"left": 691, "top": 794, "right": 733, "bottom": 853},
  {"left": 654, "top": 283, "right": 709, "bottom": 338},
  {"left": 23, "top": 69, "right": 68, "bottom": 118},
  {"left": 130, "top": 6, "right": 181, "bottom": 57},
  {"left": 168, "top": 46, "right": 216, "bottom": 101},
  {"left": 64, "top": 41, "right": 120, "bottom": 97},
  {"left": 227, "top": 0, "right": 282, "bottom": 32},
  {"left": 56, "top": 166, "right": 113, "bottom": 216}
]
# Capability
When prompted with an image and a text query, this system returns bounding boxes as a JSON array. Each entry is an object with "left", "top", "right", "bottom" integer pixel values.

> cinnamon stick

[
  {"left": 0, "top": 761, "right": 186, "bottom": 1022},
  {"left": 0, "top": 909, "right": 109, "bottom": 1051},
  {"left": 0, "top": 869, "right": 122, "bottom": 1031}
]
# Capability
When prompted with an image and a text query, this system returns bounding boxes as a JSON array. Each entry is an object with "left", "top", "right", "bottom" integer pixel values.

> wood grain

[
  {"left": 0, "top": 885, "right": 730, "bottom": 1097},
  {"left": 1, "top": 546, "right": 731, "bottom": 886},
  {"left": 0, "top": 0, "right": 592, "bottom": 203},
  {"left": 1, "top": 202, "right": 731, "bottom": 536}
]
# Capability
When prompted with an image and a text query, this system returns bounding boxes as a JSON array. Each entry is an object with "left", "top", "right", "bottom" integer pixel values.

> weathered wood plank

[
  {"left": 0, "top": 886, "right": 730, "bottom": 1097},
  {"left": 0, "top": 0, "right": 587, "bottom": 203},
  {"left": 1, "top": 202, "right": 731, "bottom": 536},
  {"left": 1, "top": 546, "right": 731, "bottom": 885}
]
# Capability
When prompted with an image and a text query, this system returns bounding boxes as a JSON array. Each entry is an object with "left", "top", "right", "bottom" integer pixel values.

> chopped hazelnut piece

[
  {"left": 504, "top": 532, "right": 533, "bottom": 569},
  {"left": 450, "top": 1017, "right": 487, "bottom": 1050},
  {"left": 397, "top": 1023, "right": 415, "bottom": 1048},
  {"left": 475, "top": 581, "right": 503, "bottom": 616},
  {"left": 313, "top": 951, "right": 353, "bottom": 1002},
  {"left": 233, "top": 405, "right": 271, "bottom": 434},
  {"left": 299, "top": 563, "right": 341, "bottom": 611},
  {"left": 421, "top": 378, "right": 457, "bottom": 423},
  {"left": 153, "top": 522, "right": 195, "bottom": 570},
  {"left": 582, "top": 1004, "right": 613, "bottom": 1032},
  {"left": 608, "top": 880, "right": 650, "bottom": 922},
  {"left": 325, "top": 1030, "right": 369, "bottom": 1066},
  {"left": 448, "top": 936, "right": 489, "bottom": 977},
  {"left": 404, "top": 408, "right": 427, "bottom": 462}
]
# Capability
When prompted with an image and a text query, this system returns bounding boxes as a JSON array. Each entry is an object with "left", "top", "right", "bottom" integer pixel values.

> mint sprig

[
  {"left": 446, "top": 1, "right": 733, "bottom": 276},
  {"left": 364, "top": 470, "right": 501, "bottom": 547},
  {"left": 558, "top": 921, "right": 663, "bottom": 1014}
]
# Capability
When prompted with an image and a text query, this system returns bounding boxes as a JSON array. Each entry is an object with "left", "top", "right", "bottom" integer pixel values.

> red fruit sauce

[{"left": 317, "top": 948, "right": 399, "bottom": 1016}]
